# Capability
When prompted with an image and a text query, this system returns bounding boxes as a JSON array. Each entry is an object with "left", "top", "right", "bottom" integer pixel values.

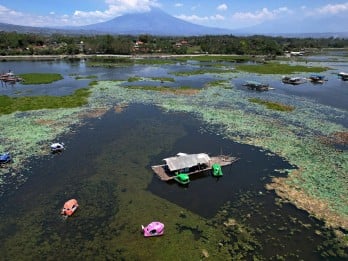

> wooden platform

[{"left": 151, "top": 155, "right": 239, "bottom": 181}]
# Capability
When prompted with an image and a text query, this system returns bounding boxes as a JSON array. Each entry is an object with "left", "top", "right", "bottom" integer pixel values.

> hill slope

[{"left": 78, "top": 8, "right": 234, "bottom": 36}]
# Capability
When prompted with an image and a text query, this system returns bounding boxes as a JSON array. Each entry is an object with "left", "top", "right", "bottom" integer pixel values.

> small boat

[
  {"left": 212, "top": 163, "right": 223, "bottom": 177},
  {"left": 0, "top": 71, "right": 22, "bottom": 84},
  {"left": 308, "top": 74, "right": 326, "bottom": 84},
  {"left": 50, "top": 142, "right": 64, "bottom": 153},
  {"left": 173, "top": 173, "right": 190, "bottom": 185},
  {"left": 243, "top": 81, "right": 269, "bottom": 91},
  {"left": 0, "top": 152, "right": 12, "bottom": 165},
  {"left": 338, "top": 72, "right": 348, "bottom": 81},
  {"left": 61, "top": 199, "right": 79, "bottom": 216},
  {"left": 282, "top": 76, "right": 306, "bottom": 85},
  {"left": 141, "top": 222, "right": 165, "bottom": 237}
]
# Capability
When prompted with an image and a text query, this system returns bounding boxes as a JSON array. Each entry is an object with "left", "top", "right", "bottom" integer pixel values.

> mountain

[
  {"left": 77, "top": 8, "right": 234, "bottom": 36},
  {"left": 1, "top": 8, "right": 347, "bottom": 38},
  {"left": 0, "top": 22, "right": 95, "bottom": 35}
]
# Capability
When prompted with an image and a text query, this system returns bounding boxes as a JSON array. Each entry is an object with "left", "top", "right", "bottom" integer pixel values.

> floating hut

[
  {"left": 282, "top": 76, "right": 306, "bottom": 85},
  {"left": 151, "top": 153, "right": 238, "bottom": 181},
  {"left": 338, "top": 72, "right": 348, "bottom": 81},
  {"left": 308, "top": 74, "right": 326, "bottom": 84}
]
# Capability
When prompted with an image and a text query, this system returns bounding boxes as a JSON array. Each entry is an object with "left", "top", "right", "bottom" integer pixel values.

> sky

[{"left": 0, "top": 0, "right": 348, "bottom": 31}]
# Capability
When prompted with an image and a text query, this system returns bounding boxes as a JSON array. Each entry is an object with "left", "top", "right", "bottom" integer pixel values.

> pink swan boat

[{"left": 141, "top": 221, "right": 165, "bottom": 237}]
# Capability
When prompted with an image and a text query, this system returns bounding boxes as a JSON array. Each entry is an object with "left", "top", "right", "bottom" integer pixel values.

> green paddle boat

[
  {"left": 173, "top": 173, "right": 190, "bottom": 185},
  {"left": 212, "top": 163, "right": 223, "bottom": 177}
]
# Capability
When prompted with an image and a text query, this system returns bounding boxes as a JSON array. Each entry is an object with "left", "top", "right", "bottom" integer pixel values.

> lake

[{"left": 0, "top": 57, "right": 347, "bottom": 260}]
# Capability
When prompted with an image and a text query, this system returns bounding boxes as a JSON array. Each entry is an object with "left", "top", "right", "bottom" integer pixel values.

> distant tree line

[{"left": 0, "top": 31, "right": 347, "bottom": 56}]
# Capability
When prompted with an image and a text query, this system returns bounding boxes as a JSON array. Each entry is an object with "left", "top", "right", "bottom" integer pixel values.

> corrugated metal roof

[{"left": 163, "top": 153, "right": 211, "bottom": 171}]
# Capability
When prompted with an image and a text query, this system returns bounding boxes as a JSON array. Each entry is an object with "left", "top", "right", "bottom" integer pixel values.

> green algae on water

[
  {"left": 249, "top": 98, "right": 295, "bottom": 112},
  {"left": 19, "top": 73, "right": 63, "bottom": 84},
  {"left": 0, "top": 88, "right": 91, "bottom": 115},
  {"left": 236, "top": 63, "right": 329, "bottom": 74}
]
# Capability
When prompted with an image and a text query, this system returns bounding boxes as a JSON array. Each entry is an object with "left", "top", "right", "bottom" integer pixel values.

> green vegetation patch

[
  {"left": 133, "top": 58, "right": 176, "bottom": 65},
  {"left": 74, "top": 75, "right": 97, "bottom": 80},
  {"left": 127, "top": 76, "right": 143, "bottom": 82},
  {"left": 171, "top": 68, "right": 233, "bottom": 76},
  {"left": 207, "top": 79, "right": 232, "bottom": 88},
  {"left": 249, "top": 98, "right": 295, "bottom": 112},
  {"left": 174, "top": 55, "right": 252, "bottom": 63},
  {"left": 150, "top": 76, "right": 175, "bottom": 82},
  {"left": 19, "top": 73, "right": 63, "bottom": 84},
  {"left": 0, "top": 88, "right": 91, "bottom": 115},
  {"left": 124, "top": 85, "right": 197, "bottom": 93},
  {"left": 128, "top": 76, "right": 175, "bottom": 82},
  {"left": 86, "top": 57, "right": 133, "bottom": 67},
  {"left": 86, "top": 57, "right": 176, "bottom": 67},
  {"left": 236, "top": 63, "right": 328, "bottom": 74}
]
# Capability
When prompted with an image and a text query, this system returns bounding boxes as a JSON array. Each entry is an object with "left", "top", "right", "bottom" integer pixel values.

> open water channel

[{"left": 0, "top": 56, "right": 347, "bottom": 260}]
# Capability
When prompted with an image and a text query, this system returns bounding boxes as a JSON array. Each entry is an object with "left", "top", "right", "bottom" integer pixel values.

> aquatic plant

[
  {"left": 127, "top": 76, "right": 175, "bottom": 83},
  {"left": 207, "top": 79, "right": 232, "bottom": 88},
  {"left": 236, "top": 63, "right": 329, "bottom": 74},
  {"left": 248, "top": 98, "right": 294, "bottom": 112},
  {"left": 86, "top": 56, "right": 132, "bottom": 64},
  {"left": 173, "top": 55, "right": 252, "bottom": 63},
  {"left": 132, "top": 58, "right": 176, "bottom": 65},
  {"left": 0, "top": 88, "right": 91, "bottom": 115},
  {"left": 127, "top": 76, "right": 143, "bottom": 82},
  {"left": 123, "top": 85, "right": 199, "bottom": 95},
  {"left": 74, "top": 75, "right": 97, "bottom": 80},
  {"left": 19, "top": 73, "right": 63, "bottom": 84},
  {"left": 171, "top": 68, "right": 234, "bottom": 76}
]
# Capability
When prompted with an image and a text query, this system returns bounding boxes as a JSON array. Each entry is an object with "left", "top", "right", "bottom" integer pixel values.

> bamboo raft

[{"left": 151, "top": 155, "right": 239, "bottom": 181}]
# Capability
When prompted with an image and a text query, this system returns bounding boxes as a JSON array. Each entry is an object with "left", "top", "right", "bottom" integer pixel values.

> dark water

[{"left": 0, "top": 105, "right": 345, "bottom": 259}]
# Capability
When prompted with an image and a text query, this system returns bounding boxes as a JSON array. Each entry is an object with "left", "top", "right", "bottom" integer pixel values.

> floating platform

[{"left": 151, "top": 154, "right": 239, "bottom": 181}]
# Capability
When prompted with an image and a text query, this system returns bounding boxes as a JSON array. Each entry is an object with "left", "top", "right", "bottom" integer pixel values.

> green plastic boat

[
  {"left": 173, "top": 173, "right": 190, "bottom": 185},
  {"left": 212, "top": 163, "right": 223, "bottom": 177}
]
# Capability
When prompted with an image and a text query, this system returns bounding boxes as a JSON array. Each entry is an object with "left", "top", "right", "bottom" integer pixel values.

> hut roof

[{"left": 163, "top": 153, "right": 211, "bottom": 171}]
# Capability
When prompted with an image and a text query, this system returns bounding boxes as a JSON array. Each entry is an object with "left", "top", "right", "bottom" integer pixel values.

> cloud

[
  {"left": 174, "top": 3, "right": 183, "bottom": 8},
  {"left": 316, "top": 2, "right": 348, "bottom": 14},
  {"left": 74, "top": 0, "right": 160, "bottom": 21},
  {"left": 0, "top": 0, "right": 161, "bottom": 26},
  {"left": 175, "top": 14, "right": 208, "bottom": 22},
  {"left": 175, "top": 14, "right": 224, "bottom": 23},
  {"left": 231, "top": 7, "right": 291, "bottom": 24},
  {"left": 0, "top": 5, "right": 24, "bottom": 20},
  {"left": 217, "top": 4, "right": 228, "bottom": 11}
]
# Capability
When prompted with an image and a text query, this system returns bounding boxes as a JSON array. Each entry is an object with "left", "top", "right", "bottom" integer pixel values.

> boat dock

[{"left": 151, "top": 155, "right": 239, "bottom": 181}]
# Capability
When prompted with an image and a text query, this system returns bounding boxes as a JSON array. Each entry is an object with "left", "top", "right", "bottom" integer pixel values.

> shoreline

[{"left": 0, "top": 53, "right": 275, "bottom": 61}]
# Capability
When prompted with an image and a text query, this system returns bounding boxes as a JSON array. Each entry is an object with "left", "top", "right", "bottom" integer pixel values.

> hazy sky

[{"left": 0, "top": 0, "right": 347, "bottom": 30}]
